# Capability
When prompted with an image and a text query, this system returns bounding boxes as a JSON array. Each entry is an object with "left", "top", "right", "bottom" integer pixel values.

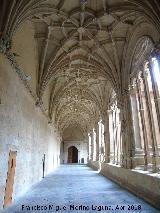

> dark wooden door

[
  {"left": 3, "top": 151, "right": 17, "bottom": 208},
  {"left": 68, "top": 146, "right": 78, "bottom": 163}
]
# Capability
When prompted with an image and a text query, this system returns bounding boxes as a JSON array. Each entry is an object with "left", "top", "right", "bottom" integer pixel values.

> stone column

[
  {"left": 112, "top": 107, "right": 116, "bottom": 164},
  {"left": 119, "top": 104, "right": 127, "bottom": 168},
  {"left": 142, "top": 70, "right": 158, "bottom": 172},
  {"left": 144, "top": 62, "right": 159, "bottom": 172},
  {"left": 148, "top": 59, "right": 160, "bottom": 131},
  {"left": 108, "top": 109, "right": 114, "bottom": 162},
  {"left": 90, "top": 131, "right": 94, "bottom": 161},
  {"left": 130, "top": 81, "right": 142, "bottom": 149},
  {"left": 87, "top": 135, "right": 90, "bottom": 162},
  {"left": 104, "top": 110, "right": 110, "bottom": 163},
  {"left": 96, "top": 123, "right": 99, "bottom": 161},
  {"left": 118, "top": 89, "right": 135, "bottom": 169},
  {"left": 92, "top": 128, "right": 96, "bottom": 161},
  {"left": 115, "top": 108, "right": 121, "bottom": 165},
  {"left": 88, "top": 133, "right": 92, "bottom": 161},
  {"left": 136, "top": 75, "right": 148, "bottom": 170}
]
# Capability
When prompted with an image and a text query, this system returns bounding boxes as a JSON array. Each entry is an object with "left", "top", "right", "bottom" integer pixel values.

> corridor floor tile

[{"left": 1, "top": 165, "right": 159, "bottom": 213}]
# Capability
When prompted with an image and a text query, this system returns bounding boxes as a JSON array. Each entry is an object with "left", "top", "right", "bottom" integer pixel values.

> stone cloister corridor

[
  {"left": 1, "top": 165, "right": 160, "bottom": 213},
  {"left": 0, "top": 0, "right": 160, "bottom": 212}
]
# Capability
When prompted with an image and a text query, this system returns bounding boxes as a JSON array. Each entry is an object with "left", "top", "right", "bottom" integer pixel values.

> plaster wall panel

[
  {"left": 12, "top": 21, "right": 38, "bottom": 94},
  {"left": 0, "top": 54, "right": 60, "bottom": 209}
]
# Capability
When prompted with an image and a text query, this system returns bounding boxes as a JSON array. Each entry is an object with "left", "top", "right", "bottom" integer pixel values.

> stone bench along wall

[{"left": 88, "top": 161, "right": 160, "bottom": 209}]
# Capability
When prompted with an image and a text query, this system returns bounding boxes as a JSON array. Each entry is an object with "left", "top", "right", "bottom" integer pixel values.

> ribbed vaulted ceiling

[{"left": 1, "top": 0, "right": 160, "bottom": 136}]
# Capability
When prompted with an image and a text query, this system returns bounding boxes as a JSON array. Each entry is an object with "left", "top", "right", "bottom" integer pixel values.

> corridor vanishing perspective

[
  {"left": 1, "top": 165, "right": 159, "bottom": 213},
  {"left": 0, "top": 0, "right": 160, "bottom": 211}
]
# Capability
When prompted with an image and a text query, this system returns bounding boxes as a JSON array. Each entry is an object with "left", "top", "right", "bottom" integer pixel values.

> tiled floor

[{"left": 1, "top": 164, "right": 159, "bottom": 213}]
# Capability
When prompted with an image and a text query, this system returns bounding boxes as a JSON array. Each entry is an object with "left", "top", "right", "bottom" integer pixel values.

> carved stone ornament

[
  {"left": 0, "top": 36, "right": 11, "bottom": 53},
  {"left": 0, "top": 37, "right": 31, "bottom": 81},
  {"left": 35, "top": 98, "right": 43, "bottom": 107}
]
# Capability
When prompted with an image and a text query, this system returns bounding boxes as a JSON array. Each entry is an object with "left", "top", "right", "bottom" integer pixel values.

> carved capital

[
  {"left": 129, "top": 78, "right": 137, "bottom": 94},
  {"left": 117, "top": 88, "right": 130, "bottom": 109}
]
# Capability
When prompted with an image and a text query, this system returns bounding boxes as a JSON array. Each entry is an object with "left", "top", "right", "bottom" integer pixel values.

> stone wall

[
  {"left": 89, "top": 161, "right": 160, "bottom": 209},
  {"left": 62, "top": 141, "right": 88, "bottom": 164},
  {"left": 88, "top": 160, "right": 99, "bottom": 170},
  {"left": 0, "top": 54, "right": 60, "bottom": 209}
]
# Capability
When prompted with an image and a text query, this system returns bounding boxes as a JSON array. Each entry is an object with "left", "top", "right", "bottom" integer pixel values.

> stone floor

[{"left": 1, "top": 164, "right": 159, "bottom": 213}]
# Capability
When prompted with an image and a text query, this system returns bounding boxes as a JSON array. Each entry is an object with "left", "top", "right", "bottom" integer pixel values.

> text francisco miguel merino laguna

[{"left": 21, "top": 204, "right": 128, "bottom": 211}]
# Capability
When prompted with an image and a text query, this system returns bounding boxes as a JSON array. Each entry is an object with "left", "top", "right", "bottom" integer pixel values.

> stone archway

[{"left": 68, "top": 146, "right": 78, "bottom": 163}]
